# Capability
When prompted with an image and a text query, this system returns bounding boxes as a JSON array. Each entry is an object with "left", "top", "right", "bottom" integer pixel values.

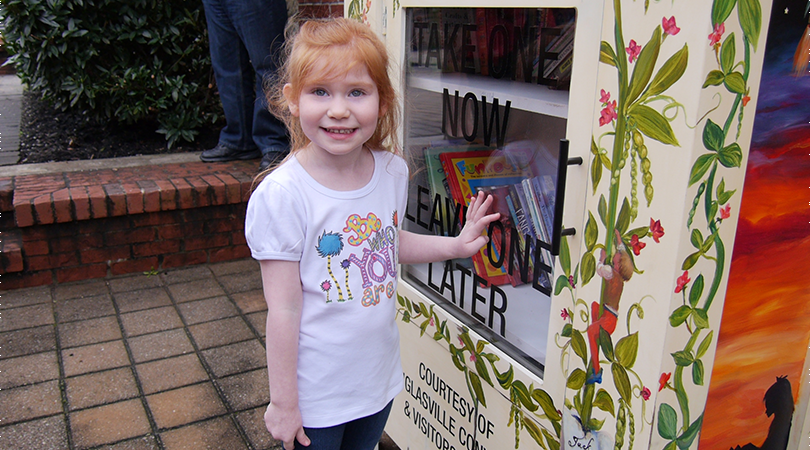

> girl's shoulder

[
  {"left": 372, "top": 149, "right": 409, "bottom": 179},
  {"left": 251, "top": 158, "right": 304, "bottom": 199}
]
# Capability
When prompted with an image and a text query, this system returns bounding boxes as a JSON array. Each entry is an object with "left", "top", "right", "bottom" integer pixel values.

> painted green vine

[{"left": 397, "top": 294, "right": 563, "bottom": 449}]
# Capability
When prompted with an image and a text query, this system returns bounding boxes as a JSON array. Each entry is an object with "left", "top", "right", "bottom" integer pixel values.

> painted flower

[
  {"left": 709, "top": 22, "right": 725, "bottom": 47},
  {"left": 720, "top": 204, "right": 731, "bottom": 220},
  {"left": 568, "top": 275, "right": 576, "bottom": 289},
  {"left": 659, "top": 372, "right": 672, "bottom": 391},
  {"left": 649, "top": 218, "right": 665, "bottom": 243},
  {"left": 599, "top": 89, "right": 611, "bottom": 104},
  {"left": 662, "top": 16, "right": 680, "bottom": 36},
  {"left": 675, "top": 271, "right": 691, "bottom": 294},
  {"left": 629, "top": 234, "right": 646, "bottom": 256},
  {"left": 626, "top": 39, "right": 641, "bottom": 63},
  {"left": 429, "top": 317, "right": 435, "bottom": 327},
  {"left": 458, "top": 335, "right": 465, "bottom": 347},
  {"left": 599, "top": 100, "right": 618, "bottom": 126},
  {"left": 561, "top": 308, "right": 570, "bottom": 320},
  {"left": 320, "top": 280, "right": 332, "bottom": 292},
  {"left": 470, "top": 353, "right": 477, "bottom": 362},
  {"left": 641, "top": 386, "right": 652, "bottom": 401},
  {"left": 742, "top": 95, "right": 751, "bottom": 106}
]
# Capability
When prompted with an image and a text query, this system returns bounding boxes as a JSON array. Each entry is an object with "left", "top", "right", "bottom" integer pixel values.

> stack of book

[{"left": 422, "top": 143, "right": 556, "bottom": 289}]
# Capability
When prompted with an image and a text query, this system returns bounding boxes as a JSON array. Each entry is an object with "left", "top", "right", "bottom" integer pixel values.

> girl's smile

[{"left": 285, "top": 64, "right": 381, "bottom": 161}]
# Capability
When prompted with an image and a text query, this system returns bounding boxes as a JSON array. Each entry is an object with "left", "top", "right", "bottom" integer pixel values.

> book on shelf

[{"left": 438, "top": 147, "right": 548, "bottom": 286}]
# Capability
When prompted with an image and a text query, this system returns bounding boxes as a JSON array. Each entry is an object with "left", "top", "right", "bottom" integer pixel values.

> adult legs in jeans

[
  {"left": 288, "top": 401, "right": 394, "bottom": 450},
  {"left": 202, "top": 0, "right": 289, "bottom": 162}
]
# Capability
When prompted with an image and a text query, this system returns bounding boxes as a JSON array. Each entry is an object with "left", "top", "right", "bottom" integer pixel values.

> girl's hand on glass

[
  {"left": 265, "top": 402, "right": 310, "bottom": 449},
  {"left": 456, "top": 191, "right": 500, "bottom": 258}
]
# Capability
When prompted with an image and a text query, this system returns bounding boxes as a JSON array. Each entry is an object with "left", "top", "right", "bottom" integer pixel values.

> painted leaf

[
  {"left": 567, "top": 368, "right": 587, "bottom": 390},
  {"left": 678, "top": 415, "right": 704, "bottom": 449},
  {"left": 682, "top": 251, "right": 701, "bottom": 270},
  {"left": 585, "top": 212, "right": 598, "bottom": 252},
  {"left": 561, "top": 323, "right": 573, "bottom": 338},
  {"left": 616, "top": 198, "right": 631, "bottom": 235},
  {"left": 419, "top": 319, "right": 430, "bottom": 336},
  {"left": 522, "top": 417, "right": 546, "bottom": 448},
  {"left": 590, "top": 155, "right": 602, "bottom": 195},
  {"left": 532, "top": 388, "right": 562, "bottom": 421},
  {"left": 703, "top": 70, "right": 725, "bottom": 88},
  {"left": 718, "top": 143, "right": 743, "bottom": 167},
  {"left": 646, "top": 43, "right": 688, "bottom": 98},
  {"left": 598, "top": 195, "right": 608, "bottom": 226},
  {"left": 693, "top": 308, "right": 710, "bottom": 329},
  {"left": 689, "top": 274, "right": 705, "bottom": 307},
  {"left": 627, "top": 26, "right": 662, "bottom": 106},
  {"left": 626, "top": 226, "right": 649, "bottom": 240},
  {"left": 513, "top": 380, "right": 535, "bottom": 410},
  {"left": 451, "top": 348, "right": 465, "bottom": 371},
  {"left": 599, "top": 327, "right": 615, "bottom": 362},
  {"left": 495, "top": 361, "right": 514, "bottom": 388},
  {"left": 615, "top": 332, "right": 639, "bottom": 368},
  {"left": 571, "top": 329, "right": 588, "bottom": 366},
  {"left": 560, "top": 234, "right": 572, "bottom": 275},
  {"left": 593, "top": 388, "right": 615, "bottom": 416},
  {"left": 601, "top": 153, "right": 612, "bottom": 171},
  {"left": 397, "top": 294, "right": 406, "bottom": 307},
  {"left": 692, "top": 359, "right": 705, "bottom": 386},
  {"left": 670, "top": 305, "right": 692, "bottom": 327},
  {"left": 720, "top": 33, "right": 736, "bottom": 74},
  {"left": 554, "top": 275, "right": 569, "bottom": 296},
  {"left": 690, "top": 228, "right": 704, "bottom": 249},
  {"left": 402, "top": 310, "right": 410, "bottom": 323},
  {"left": 581, "top": 251, "right": 596, "bottom": 286},
  {"left": 658, "top": 403, "right": 678, "bottom": 440},
  {"left": 672, "top": 350, "right": 695, "bottom": 366},
  {"left": 696, "top": 330, "right": 714, "bottom": 359},
  {"left": 689, "top": 154, "right": 717, "bottom": 186},
  {"left": 469, "top": 371, "right": 487, "bottom": 407},
  {"left": 612, "top": 363, "right": 632, "bottom": 401},
  {"left": 703, "top": 119, "right": 724, "bottom": 152},
  {"left": 591, "top": 139, "right": 602, "bottom": 193},
  {"left": 475, "top": 357, "right": 493, "bottom": 387},
  {"left": 738, "top": 0, "right": 762, "bottom": 50},
  {"left": 543, "top": 428, "right": 561, "bottom": 450},
  {"left": 724, "top": 71, "right": 746, "bottom": 94},
  {"left": 629, "top": 104, "right": 679, "bottom": 146},
  {"left": 600, "top": 40, "right": 617, "bottom": 66},
  {"left": 712, "top": 0, "right": 738, "bottom": 25}
]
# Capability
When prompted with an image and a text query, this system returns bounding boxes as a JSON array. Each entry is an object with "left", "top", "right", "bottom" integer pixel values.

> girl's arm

[
  {"left": 400, "top": 191, "right": 500, "bottom": 264},
  {"left": 260, "top": 259, "right": 311, "bottom": 449}
]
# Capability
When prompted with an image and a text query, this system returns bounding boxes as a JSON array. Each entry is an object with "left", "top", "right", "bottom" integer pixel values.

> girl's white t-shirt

[{"left": 245, "top": 150, "right": 408, "bottom": 428}]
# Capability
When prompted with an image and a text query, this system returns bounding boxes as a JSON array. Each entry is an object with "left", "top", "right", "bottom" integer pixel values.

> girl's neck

[{"left": 296, "top": 145, "right": 376, "bottom": 191}]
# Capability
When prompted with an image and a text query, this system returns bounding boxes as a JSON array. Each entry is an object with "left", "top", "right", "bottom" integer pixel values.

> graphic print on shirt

[
  {"left": 314, "top": 211, "right": 399, "bottom": 307},
  {"left": 315, "top": 231, "right": 347, "bottom": 303}
]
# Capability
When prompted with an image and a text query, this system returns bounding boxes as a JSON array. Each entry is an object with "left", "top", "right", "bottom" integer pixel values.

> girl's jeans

[{"left": 289, "top": 401, "right": 394, "bottom": 450}]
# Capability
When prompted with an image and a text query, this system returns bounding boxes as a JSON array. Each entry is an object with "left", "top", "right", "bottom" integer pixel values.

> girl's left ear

[{"left": 283, "top": 83, "right": 299, "bottom": 117}]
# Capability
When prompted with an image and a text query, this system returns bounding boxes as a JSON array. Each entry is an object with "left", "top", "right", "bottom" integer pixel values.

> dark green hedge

[{"left": 0, "top": 0, "right": 221, "bottom": 147}]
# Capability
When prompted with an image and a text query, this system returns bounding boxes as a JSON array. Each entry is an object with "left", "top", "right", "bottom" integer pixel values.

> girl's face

[{"left": 285, "top": 63, "right": 381, "bottom": 160}]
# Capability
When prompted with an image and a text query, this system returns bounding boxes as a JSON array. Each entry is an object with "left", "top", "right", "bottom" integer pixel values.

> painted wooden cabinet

[{"left": 347, "top": 0, "right": 810, "bottom": 449}]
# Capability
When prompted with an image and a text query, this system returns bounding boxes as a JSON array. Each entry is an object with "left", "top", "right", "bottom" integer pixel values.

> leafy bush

[{"left": 0, "top": 0, "right": 221, "bottom": 148}]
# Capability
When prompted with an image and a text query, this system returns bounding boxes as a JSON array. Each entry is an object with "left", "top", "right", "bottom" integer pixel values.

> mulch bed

[{"left": 17, "top": 90, "right": 220, "bottom": 164}]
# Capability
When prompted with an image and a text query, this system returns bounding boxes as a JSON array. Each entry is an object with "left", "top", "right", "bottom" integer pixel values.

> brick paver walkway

[{"left": 0, "top": 258, "right": 280, "bottom": 449}]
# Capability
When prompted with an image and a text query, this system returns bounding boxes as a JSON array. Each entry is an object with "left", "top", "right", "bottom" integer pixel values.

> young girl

[{"left": 245, "top": 18, "right": 500, "bottom": 450}]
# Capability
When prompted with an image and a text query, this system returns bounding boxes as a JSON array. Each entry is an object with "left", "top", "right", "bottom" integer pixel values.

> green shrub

[{"left": 0, "top": 0, "right": 221, "bottom": 148}]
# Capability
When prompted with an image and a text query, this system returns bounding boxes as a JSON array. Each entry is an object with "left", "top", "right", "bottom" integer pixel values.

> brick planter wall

[{"left": 0, "top": 157, "right": 258, "bottom": 290}]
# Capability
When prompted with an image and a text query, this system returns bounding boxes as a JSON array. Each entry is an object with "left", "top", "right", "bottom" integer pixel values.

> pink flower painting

[
  {"left": 599, "top": 100, "right": 618, "bottom": 126},
  {"left": 675, "top": 271, "right": 691, "bottom": 294},
  {"left": 709, "top": 22, "right": 725, "bottom": 47},
  {"left": 720, "top": 204, "right": 731, "bottom": 220},
  {"left": 626, "top": 39, "right": 641, "bottom": 63},
  {"left": 662, "top": 16, "right": 680, "bottom": 36},
  {"left": 649, "top": 218, "right": 665, "bottom": 243},
  {"left": 630, "top": 234, "right": 646, "bottom": 256}
]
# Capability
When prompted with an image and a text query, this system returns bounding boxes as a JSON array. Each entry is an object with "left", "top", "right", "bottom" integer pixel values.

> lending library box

[{"left": 400, "top": 7, "right": 576, "bottom": 370}]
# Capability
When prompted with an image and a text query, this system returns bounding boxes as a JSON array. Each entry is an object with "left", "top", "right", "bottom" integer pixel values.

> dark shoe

[
  {"left": 259, "top": 151, "right": 288, "bottom": 171},
  {"left": 200, "top": 144, "right": 261, "bottom": 162}
]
